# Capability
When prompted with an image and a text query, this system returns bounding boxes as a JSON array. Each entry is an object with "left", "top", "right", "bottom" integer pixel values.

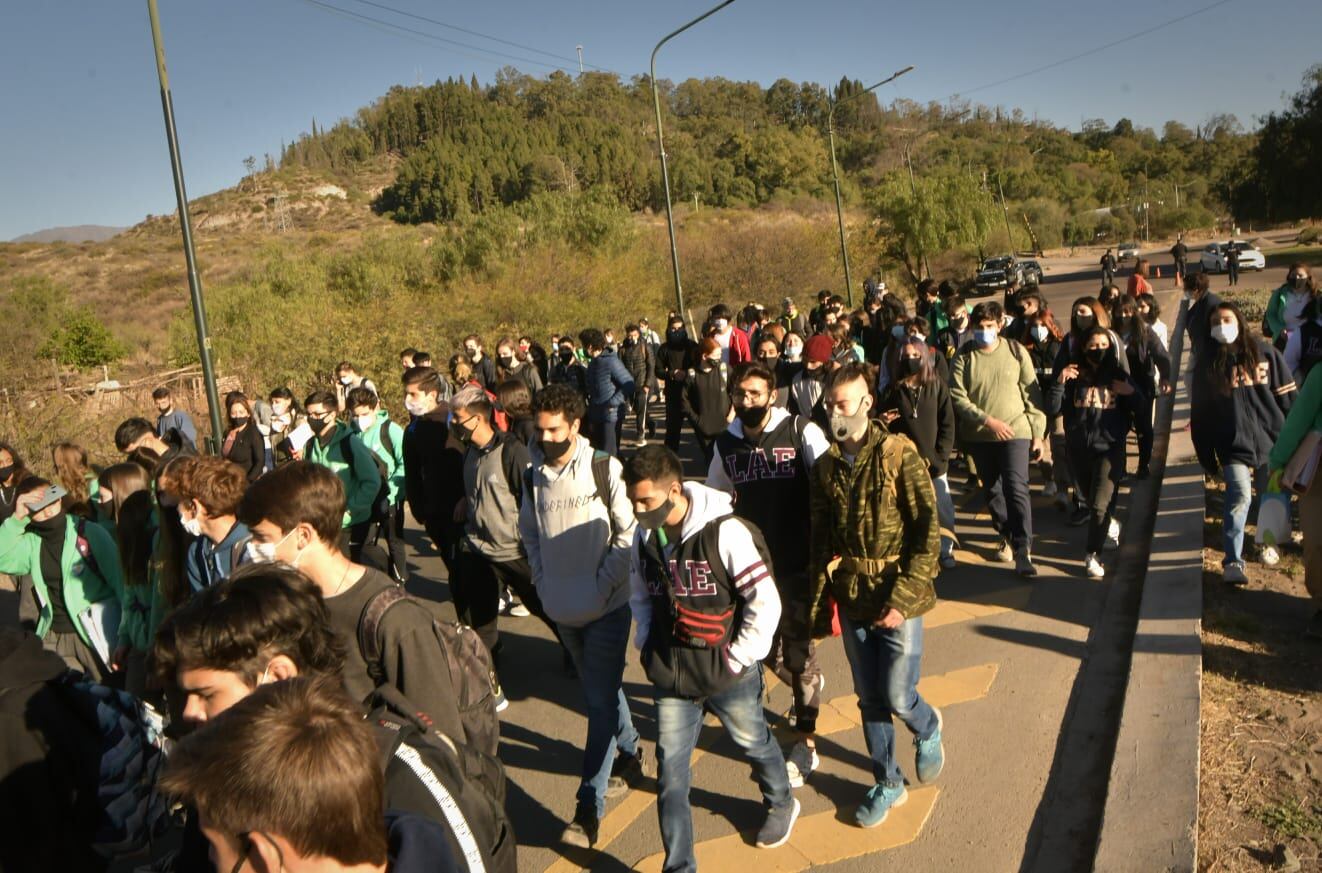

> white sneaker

[
  {"left": 1104, "top": 518, "right": 1121, "bottom": 551},
  {"left": 784, "top": 741, "right": 819, "bottom": 788},
  {"left": 507, "top": 602, "right": 531, "bottom": 618},
  {"left": 1223, "top": 563, "right": 1249, "bottom": 585},
  {"left": 1260, "top": 545, "right": 1280, "bottom": 567},
  {"left": 1084, "top": 553, "right": 1105, "bottom": 579},
  {"left": 993, "top": 538, "right": 1014, "bottom": 563},
  {"left": 1042, "top": 481, "right": 1058, "bottom": 498}
]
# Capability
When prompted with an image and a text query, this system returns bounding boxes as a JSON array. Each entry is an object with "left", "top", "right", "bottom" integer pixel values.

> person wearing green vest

[
  {"left": 0, "top": 477, "right": 126, "bottom": 680},
  {"left": 302, "top": 390, "right": 382, "bottom": 564},
  {"left": 348, "top": 385, "right": 409, "bottom": 583},
  {"left": 1268, "top": 364, "right": 1322, "bottom": 639}
]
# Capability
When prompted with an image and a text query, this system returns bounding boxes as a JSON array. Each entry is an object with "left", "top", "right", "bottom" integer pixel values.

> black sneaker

[
  {"left": 562, "top": 649, "right": 578, "bottom": 678},
  {"left": 561, "top": 807, "right": 599, "bottom": 849},
  {"left": 605, "top": 747, "right": 650, "bottom": 798},
  {"left": 1068, "top": 507, "right": 1090, "bottom": 527},
  {"left": 1136, "top": 465, "right": 1151, "bottom": 480}
]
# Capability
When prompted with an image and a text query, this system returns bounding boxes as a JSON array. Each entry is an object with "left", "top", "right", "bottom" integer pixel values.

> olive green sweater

[{"left": 950, "top": 339, "right": 1047, "bottom": 442}]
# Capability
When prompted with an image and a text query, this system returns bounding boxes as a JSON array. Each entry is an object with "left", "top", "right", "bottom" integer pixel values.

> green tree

[{"left": 38, "top": 309, "right": 126, "bottom": 369}]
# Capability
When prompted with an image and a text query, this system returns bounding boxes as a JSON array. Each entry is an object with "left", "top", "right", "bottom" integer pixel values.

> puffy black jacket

[{"left": 878, "top": 377, "right": 956, "bottom": 476}]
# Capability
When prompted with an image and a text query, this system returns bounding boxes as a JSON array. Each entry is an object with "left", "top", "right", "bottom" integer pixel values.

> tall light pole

[
  {"left": 650, "top": 0, "right": 738, "bottom": 330},
  {"left": 146, "top": 0, "right": 224, "bottom": 453},
  {"left": 827, "top": 66, "right": 913, "bottom": 306},
  {"left": 576, "top": 45, "right": 584, "bottom": 74}
]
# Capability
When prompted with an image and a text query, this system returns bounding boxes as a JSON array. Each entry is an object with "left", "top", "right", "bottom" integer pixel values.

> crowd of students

[{"left": 0, "top": 261, "right": 1319, "bottom": 872}]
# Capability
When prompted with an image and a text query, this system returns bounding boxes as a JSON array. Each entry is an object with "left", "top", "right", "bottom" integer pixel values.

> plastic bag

[{"left": 1256, "top": 491, "right": 1292, "bottom": 547}]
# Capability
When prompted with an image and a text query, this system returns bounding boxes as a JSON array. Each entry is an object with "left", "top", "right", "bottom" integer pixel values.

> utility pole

[
  {"left": 146, "top": 0, "right": 224, "bottom": 453},
  {"left": 576, "top": 45, "right": 584, "bottom": 74}
]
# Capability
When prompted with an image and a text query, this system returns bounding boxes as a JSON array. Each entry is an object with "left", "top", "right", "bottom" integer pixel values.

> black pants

[
  {"left": 664, "top": 382, "right": 686, "bottom": 450},
  {"left": 488, "top": 556, "right": 564, "bottom": 649},
  {"left": 1228, "top": 261, "right": 1239, "bottom": 285},
  {"left": 762, "top": 575, "right": 821, "bottom": 734},
  {"left": 968, "top": 439, "right": 1034, "bottom": 552},
  {"left": 453, "top": 545, "right": 502, "bottom": 656},
  {"left": 345, "top": 520, "right": 373, "bottom": 564},
  {"left": 632, "top": 387, "right": 654, "bottom": 440},
  {"left": 1174, "top": 258, "right": 1186, "bottom": 279},
  {"left": 1131, "top": 390, "right": 1155, "bottom": 470},
  {"left": 1070, "top": 441, "right": 1123, "bottom": 554},
  {"left": 422, "top": 517, "right": 465, "bottom": 582},
  {"left": 694, "top": 433, "right": 718, "bottom": 467},
  {"left": 1102, "top": 269, "right": 1114, "bottom": 288},
  {"left": 364, "top": 497, "right": 404, "bottom": 579}
]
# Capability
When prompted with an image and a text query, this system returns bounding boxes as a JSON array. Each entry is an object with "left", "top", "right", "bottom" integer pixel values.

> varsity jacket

[
  {"left": 1060, "top": 355, "right": 1136, "bottom": 454},
  {"left": 629, "top": 483, "right": 782, "bottom": 698},
  {"left": 1192, "top": 339, "right": 1297, "bottom": 471}
]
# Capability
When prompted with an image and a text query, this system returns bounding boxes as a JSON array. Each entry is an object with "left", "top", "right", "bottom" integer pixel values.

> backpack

[
  {"left": 73, "top": 517, "right": 104, "bottom": 583},
  {"left": 523, "top": 449, "right": 616, "bottom": 537},
  {"left": 48, "top": 673, "right": 169, "bottom": 859},
  {"left": 366, "top": 684, "right": 514, "bottom": 873},
  {"left": 357, "top": 586, "right": 501, "bottom": 757},
  {"left": 339, "top": 427, "right": 395, "bottom": 507}
]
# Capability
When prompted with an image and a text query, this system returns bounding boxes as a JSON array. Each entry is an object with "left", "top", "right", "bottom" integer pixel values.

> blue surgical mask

[{"left": 974, "top": 329, "right": 998, "bottom": 347}]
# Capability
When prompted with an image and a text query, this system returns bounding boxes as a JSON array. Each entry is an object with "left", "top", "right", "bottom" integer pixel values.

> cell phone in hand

[{"left": 27, "top": 484, "right": 67, "bottom": 515}]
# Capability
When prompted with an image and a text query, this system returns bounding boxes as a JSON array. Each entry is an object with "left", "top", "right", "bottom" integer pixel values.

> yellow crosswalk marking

[
  {"left": 925, "top": 585, "right": 1032, "bottom": 629},
  {"left": 631, "top": 787, "right": 941, "bottom": 872}
]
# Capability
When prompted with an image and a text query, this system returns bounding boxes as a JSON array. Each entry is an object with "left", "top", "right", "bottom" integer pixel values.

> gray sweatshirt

[
  {"left": 463, "top": 431, "right": 528, "bottom": 563},
  {"left": 518, "top": 435, "right": 637, "bottom": 627}
]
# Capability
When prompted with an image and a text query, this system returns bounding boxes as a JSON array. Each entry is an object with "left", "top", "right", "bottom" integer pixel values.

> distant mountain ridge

[{"left": 11, "top": 225, "right": 125, "bottom": 243}]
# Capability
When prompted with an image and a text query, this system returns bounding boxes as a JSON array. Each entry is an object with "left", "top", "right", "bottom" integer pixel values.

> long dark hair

[
  {"left": 0, "top": 441, "right": 29, "bottom": 491},
  {"left": 1209, "top": 303, "right": 1260, "bottom": 397},
  {"left": 1070, "top": 296, "right": 1112, "bottom": 338},
  {"left": 895, "top": 336, "right": 938, "bottom": 387}
]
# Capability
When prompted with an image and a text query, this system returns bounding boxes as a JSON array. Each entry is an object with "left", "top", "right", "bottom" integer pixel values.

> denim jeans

[
  {"left": 557, "top": 604, "right": 640, "bottom": 817},
  {"left": 1222, "top": 462, "right": 1267, "bottom": 566},
  {"left": 655, "top": 666, "right": 791, "bottom": 873},
  {"left": 932, "top": 473, "right": 956, "bottom": 559},
  {"left": 839, "top": 614, "right": 938, "bottom": 786}
]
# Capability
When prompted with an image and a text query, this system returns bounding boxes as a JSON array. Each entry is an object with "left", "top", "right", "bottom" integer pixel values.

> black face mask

[
  {"left": 0, "top": 465, "right": 13, "bottom": 483},
  {"left": 230, "top": 415, "right": 249, "bottom": 429},
  {"left": 1084, "top": 348, "right": 1107, "bottom": 366},
  {"left": 735, "top": 405, "right": 769, "bottom": 429},
  {"left": 806, "top": 366, "right": 826, "bottom": 381},
  {"left": 899, "top": 356, "right": 923, "bottom": 377},
  {"left": 450, "top": 421, "right": 474, "bottom": 446},
  {"left": 667, "top": 327, "right": 687, "bottom": 343},
  {"left": 498, "top": 355, "right": 514, "bottom": 367},
  {"left": 559, "top": 349, "right": 574, "bottom": 362},
  {"left": 539, "top": 436, "right": 573, "bottom": 462},
  {"left": 306, "top": 416, "right": 330, "bottom": 435}
]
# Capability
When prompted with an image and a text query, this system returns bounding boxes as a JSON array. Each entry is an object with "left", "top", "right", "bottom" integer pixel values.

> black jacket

[
  {"left": 1186, "top": 292, "right": 1223, "bottom": 365},
  {"left": 403, "top": 409, "right": 464, "bottom": 525},
  {"left": 1061, "top": 356, "right": 1135, "bottom": 453},
  {"left": 683, "top": 362, "right": 732, "bottom": 439},
  {"left": 1191, "top": 339, "right": 1297, "bottom": 471},
  {"left": 1121, "top": 323, "right": 1172, "bottom": 394},
  {"left": 223, "top": 419, "right": 266, "bottom": 482},
  {"left": 470, "top": 355, "right": 499, "bottom": 392},
  {"left": 879, "top": 378, "right": 956, "bottom": 476},
  {"left": 619, "top": 339, "right": 654, "bottom": 391},
  {"left": 657, "top": 333, "right": 697, "bottom": 384}
]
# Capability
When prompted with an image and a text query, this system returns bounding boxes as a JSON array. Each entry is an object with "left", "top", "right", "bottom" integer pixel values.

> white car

[
  {"left": 1118, "top": 242, "right": 1140, "bottom": 261},
  {"left": 1200, "top": 240, "right": 1266, "bottom": 273}
]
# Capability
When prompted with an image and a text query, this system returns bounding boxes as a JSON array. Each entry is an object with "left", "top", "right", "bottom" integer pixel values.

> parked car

[
  {"left": 974, "top": 256, "right": 1023, "bottom": 296},
  {"left": 1020, "top": 259, "right": 1044, "bottom": 286},
  {"left": 1199, "top": 240, "right": 1266, "bottom": 273},
  {"left": 1117, "top": 242, "right": 1141, "bottom": 261}
]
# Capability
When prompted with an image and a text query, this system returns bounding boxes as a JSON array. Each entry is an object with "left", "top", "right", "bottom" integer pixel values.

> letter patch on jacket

[
  {"left": 649, "top": 559, "right": 719, "bottom": 598},
  {"left": 723, "top": 447, "right": 798, "bottom": 484}
]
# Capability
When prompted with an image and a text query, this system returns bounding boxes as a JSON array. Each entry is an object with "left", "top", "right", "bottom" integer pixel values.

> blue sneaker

[
  {"left": 915, "top": 707, "right": 944, "bottom": 783},
  {"left": 854, "top": 782, "right": 908, "bottom": 828}
]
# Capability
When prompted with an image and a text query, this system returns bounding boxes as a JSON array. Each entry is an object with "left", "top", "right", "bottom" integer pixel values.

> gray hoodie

[
  {"left": 518, "top": 435, "right": 637, "bottom": 627},
  {"left": 463, "top": 431, "right": 527, "bottom": 563}
]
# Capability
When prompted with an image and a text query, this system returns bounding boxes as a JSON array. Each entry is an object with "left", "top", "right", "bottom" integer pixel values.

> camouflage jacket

[{"left": 808, "top": 422, "right": 939, "bottom": 636}]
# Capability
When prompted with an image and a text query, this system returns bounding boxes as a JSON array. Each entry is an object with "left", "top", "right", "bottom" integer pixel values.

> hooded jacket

[
  {"left": 354, "top": 408, "right": 407, "bottom": 505},
  {"left": 683, "top": 361, "right": 732, "bottom": 439},
  {"left": 1264, "top": 281, "right": 1315, "bottom": 339},
  {"left": 518, "top": 436, "right": 637, "bottom": 627},
  {"left": 0, "top": 514, "right": 124, "bottom": 650},
  {"left": 878, "top": 375, "right": 956, "bottom": 476},
  {"left": 403, "top": 408, "right": 465, "bottom": 527},
  {"left": 657, "top": 331, "right": 697, "bottom": 384},
  {"left": 629, "top": 482, "right": 782, "bottom": 698},
  {"left": 304, "top": 421, "right": 383, "bottom": 527},
  {"left": 808, "top": 423, "right": 939, "bottom": 636},
  {"left": 463, "top": 431, "right": 528, "bottom": 563},
  {"left": 1192, "top": 339, "right": 1297, "bottom": 471},
  {"left": 1060, "top": 354, "right": 1136, "bottom": 454},
  {"left": 584, "top": 350, "right": 635, "bottom": 422}
]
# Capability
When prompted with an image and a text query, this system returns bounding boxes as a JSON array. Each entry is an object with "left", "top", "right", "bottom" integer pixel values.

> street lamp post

[
  {"left": 650, "top": 0, "right": 738, "bottom": 331},
  {"left": 827, "top": 66, "right": 913, "bottom": 306},
  {"left": 146, "top": 0, "right": 224, "bottom": 453}
]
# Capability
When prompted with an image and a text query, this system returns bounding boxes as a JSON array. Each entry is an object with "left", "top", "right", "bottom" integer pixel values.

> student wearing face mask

[
  {"left": 1136, "top": 293, "right": 1168, "bottom": 350},
  {"left": 707, "top": 303, "right": 752, "bottom": 366},
  {"left": 267, "top": 387, "right": 307, "bottom": 464},
  {"left": 1182, "top": 272, "right": 1222, "bottom": 375},
  {"left": 549, "top": 335, "right": 590, "bottom": 396},
  {"left": 789, "top": 334, "right": 835, "bottom": 431},
  {"left": 401, "top": 367, "right": 466, "bottom": 583},
  {"left": 706, "top": 364, "right": 830, "bottom": 786},
  {"left": 301, "top": 391, "right": 383, "bottom": 563},
  {"left": 348, "top": 387, "right": 409, "bottom": 584},
  {"left": 783, "top": 332, "right": 806, "bottom": 365},
  {"left": 878, "top": 316, "right": 942, "bottom": 395},
  {"left": 334, "top": 362, "right": 378, "bottom": 413},
  {"left": 0, "top": 442, "right": 31, "bottom": 527},
  {"left": 496, "top": 337, "right": 544, "bottom": 396},
  {"left": 1115, "top": 295, "right": 1172, "bottom": 479},
  {"left": 657, "top": 317, "right": 697, "bottom": 450},
  {"left": 808, "top": 363, "right": 945, "bottom": 827},
  {"left": 462, "top": 335, "right": 499, "bottom": 392},
  {"left": 173, "top": 455, "right": 253, "bottom": 594},
  {"left": 879, "top": 339, "right": 958, "bottom": 569},
  {"left": 950, "top": 301, "right": 1047, "bottom": 576},
  {"left": 619, "top": 324, "right": 657, "bottom": 447},
  {"left": 1019, "top": 307, "right": 1076, "bottom": 510},
  {"left": 580, "top": 328, "right": 636, "bottom": 457},
  {"left": 684, "top": 338, "right": 734, "bottom": 466},
  {"left": 934, "top": 295, "right": 973, "bottom": 361},
  {"left": 1054, "top": 297, "right": 1131, "bottom": 382},
  {"left": 1191, "top": 303, "right": 1296, "bottom": 583},
  {"left": 1263, "top": 264, "right": 1316, "bottom": 351},
  {"left": 1057, "top": 329, "right": 1138, "bottom": 578},
  {"left": 0, "top": 476, "right": 125, "bottom": 680},
  {"left": 755, "top": 336, "right": 793, "bottom": 409},
  {"left": 220, "top": 391, "right": 267, "bottom": 482},
  {"left": 238, "top": 461, "right": 468, "bottom": 742}
]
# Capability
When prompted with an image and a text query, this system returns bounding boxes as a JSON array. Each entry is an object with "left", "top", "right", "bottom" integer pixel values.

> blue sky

[{"left": 2, "top": 0, "right": 1318, "bottom": 240}]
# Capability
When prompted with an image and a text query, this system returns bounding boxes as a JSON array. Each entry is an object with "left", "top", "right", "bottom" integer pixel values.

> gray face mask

[
  {"left": 829, "top": 405, "right": 870, "bottom": 443},
  {"left": 635, "top": 497, "right": 674, "bottom": 530}
]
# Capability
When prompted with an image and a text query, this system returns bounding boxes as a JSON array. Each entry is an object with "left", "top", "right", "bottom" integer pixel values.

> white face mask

[
  {"left": 1030, "top": 324, "right": 1049, "bottom": 344},
  {"left": 355, "top": 414, "right": 375, "bottom": 432},
  {"left": 181, "top": 516, "right": 202, "bottom": 538},
  {"left": 785, "top": 344, "right": 803, "bottom": 361},
  {"left": 246, "top": 527, "right": 299, "bottom": 565},
  {"left": 1211, "top": 322, "right": 1239, "bottom": 345},
  {"left": 713, "top": 319, "right": 729, "bottom": 332},
  {"left": 340, "top": 375, "right": 354, "bottom": 386},
  {"left": 404, "top": 396, "right": 430, "bottom": 416}
]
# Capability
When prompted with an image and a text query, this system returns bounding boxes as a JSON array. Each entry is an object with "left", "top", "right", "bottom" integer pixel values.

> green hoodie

[
  {"left": 0, "top": 514, "right": 126, "bottom": 649},
  {"left": 352, "top": 408, "right": 406, "bottom": 505},
  {"left": 304, "top": 421, "right": 382, "bottom": 527}
]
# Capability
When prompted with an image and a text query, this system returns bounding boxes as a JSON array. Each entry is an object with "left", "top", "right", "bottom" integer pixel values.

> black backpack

[
  {"left": 357, "top": 586, "right": 501, "bottom": 757},
  {"left": 366, "top": 685, "right": 515, "bottom": 873},
  {"left": 339, "top": 426, "right": 396, "bottom": 507}
]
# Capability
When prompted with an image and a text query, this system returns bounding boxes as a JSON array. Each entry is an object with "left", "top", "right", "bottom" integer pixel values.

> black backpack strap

[
  {"left": 500, "top": 437, "right": 526, "bottom": 509},
  {"left": 591, "top": 450, "right": 615, "bottom": 539},
  {"left": 357, "top": 585, "right": 411, "bottom": 687},
  {"left": 379, "top": 421, "right": 396, "bottom": 462}
]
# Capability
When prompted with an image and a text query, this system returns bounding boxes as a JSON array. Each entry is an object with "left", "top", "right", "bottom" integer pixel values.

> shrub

[{"left": 38, "top": 308, "right": 127, "bottom": 369}]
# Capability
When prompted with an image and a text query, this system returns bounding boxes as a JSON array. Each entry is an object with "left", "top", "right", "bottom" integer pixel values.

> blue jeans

[
  {"left": 932, "top": 473, "right": 956, "bottom": 559},
  {"left": 839, "top": 614, "right": 938, "bottom": 786},
  {"left": 1222, "top": 462, "right": 1267, "bottom": 566},
  {"left": 557, "top": 604, "right": 639, "bottom": 817},
  {"left": 655, "top": 666, "right": 791, "bottom": 873}
]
